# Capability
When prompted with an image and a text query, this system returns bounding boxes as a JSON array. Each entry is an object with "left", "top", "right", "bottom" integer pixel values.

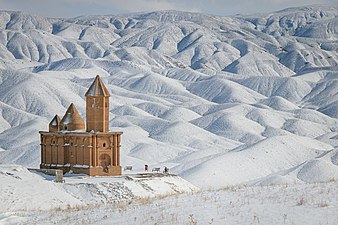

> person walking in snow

[{"left": 164, "top": 166, "right": 169, "bottom": 174}]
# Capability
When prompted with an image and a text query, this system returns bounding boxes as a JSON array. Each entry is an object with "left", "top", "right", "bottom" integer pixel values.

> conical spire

[
  {"left": 60, "top": 103, "right": 85, "bottom": 131},
  {"left": 85, "top": 75, "right": 110, "bottom": 97},
  {"left": 49, "top": 114, "right": 61, "bottom": 132}
]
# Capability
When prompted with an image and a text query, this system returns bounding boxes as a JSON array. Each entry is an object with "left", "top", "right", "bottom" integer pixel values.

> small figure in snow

[
  {"left": 145, "top": 164, "right": 148, "bottom": 171},
  {"left": 164, "top": 166, "right": 169, "bottom": 174}
]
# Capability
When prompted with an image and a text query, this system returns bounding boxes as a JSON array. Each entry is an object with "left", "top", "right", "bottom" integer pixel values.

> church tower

[{"left": 85, "top": 75, "right": 110, "bottom": 132}]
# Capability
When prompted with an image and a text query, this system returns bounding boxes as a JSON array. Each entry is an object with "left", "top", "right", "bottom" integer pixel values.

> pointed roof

[
  {"left": 85, "top": 75, "right": 110, "bottom": 97},
  {"left": 49, "top": 115, "right": 61, "bottom": 127},
  {"left": 60, "top": 103, "right": 84, "bottom": 128}
]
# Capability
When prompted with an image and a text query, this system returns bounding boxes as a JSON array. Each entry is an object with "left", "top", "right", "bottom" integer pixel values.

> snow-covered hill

[
  {"left": 0, "top": 165, "right": 197, "bottom": 213},
  {"left": 0, "top": 165, "right": 337, "bottom": 225},
  {"left": 0, "top": 164, "right": 336, "bottom": 225},
  {"left": 0, "top": 5, "right": 337, "bottom": 188}
]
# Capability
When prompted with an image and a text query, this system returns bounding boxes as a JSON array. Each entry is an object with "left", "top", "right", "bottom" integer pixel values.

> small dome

[
  {"left": 60, "top": 103, "right": 85, "bottom": 131},
  {"left": 49, "top": 115, "right": 61, "bottom": 132}
]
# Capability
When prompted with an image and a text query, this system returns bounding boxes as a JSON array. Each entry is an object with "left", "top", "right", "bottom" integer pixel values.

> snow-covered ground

[
  {"left": 1, "top": 164, "right": 337, "bottom": 224},
  {"left": 0, "top": 165, "right": 197, "bottom": 211},
  {"left": 42, "top": 182, "right": 338, "bottom": 225},
  {"left": 0, "top": 5, "right": 338, "bottom": 224},
  {"left": 0, "top": 164, "right": 198, "bottom": 223}
]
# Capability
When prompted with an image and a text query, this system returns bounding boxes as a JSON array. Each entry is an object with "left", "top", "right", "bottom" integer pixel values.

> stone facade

[{"left": 40, "top": 75, "right": 122, "bottom": 176}]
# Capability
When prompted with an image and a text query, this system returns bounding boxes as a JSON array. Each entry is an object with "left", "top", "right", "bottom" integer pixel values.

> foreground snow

[
  {"left": 2, "top": 181, "right": 338, "bottom": 224},
  {"left": 0, "top": 165, "right": 337, "bottom": 224},
  {"left": 57, "top": 182, "right": 338, "bottom": 225},
  {"left": 0, "top": 165, "right": 197, "bottom": 213}
]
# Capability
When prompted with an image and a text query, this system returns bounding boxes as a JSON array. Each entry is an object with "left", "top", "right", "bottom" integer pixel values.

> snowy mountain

[{"left": 0, "top": 5, "right": 337, "bottom": 188}]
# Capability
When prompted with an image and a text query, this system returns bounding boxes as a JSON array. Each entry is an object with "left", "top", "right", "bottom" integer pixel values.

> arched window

[{"left": 103, "top": 143, "right": 106, "bottom": 147}]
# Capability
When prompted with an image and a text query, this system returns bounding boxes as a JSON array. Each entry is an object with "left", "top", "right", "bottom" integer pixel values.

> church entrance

[{"left": 99, "top": 153, "right": 111, "bottom": 173}]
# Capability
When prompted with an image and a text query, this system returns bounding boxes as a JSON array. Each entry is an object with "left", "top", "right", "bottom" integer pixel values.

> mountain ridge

[{"left": 0, "top": 5, "right": 337, "bottom": 187}]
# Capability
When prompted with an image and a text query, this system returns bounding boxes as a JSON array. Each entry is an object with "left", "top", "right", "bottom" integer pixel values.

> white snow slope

[
  {"left": 1, "top": 165, "right": 337, "bottom": 225},
  {"left": 0, "top": 5, "right": 338, "bottom": 189},
  {"left": 21, "top": 184, "right": 338, "bottom": 225}
]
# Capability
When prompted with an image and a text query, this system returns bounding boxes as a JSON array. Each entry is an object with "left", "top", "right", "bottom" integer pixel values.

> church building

[{"left": 39, "top": 75, "right": 122, "bottom": 176}]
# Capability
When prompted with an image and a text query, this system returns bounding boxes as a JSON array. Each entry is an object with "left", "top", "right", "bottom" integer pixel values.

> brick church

[{"left": 39, "top": 75, "right": 122, "bottom": 176}]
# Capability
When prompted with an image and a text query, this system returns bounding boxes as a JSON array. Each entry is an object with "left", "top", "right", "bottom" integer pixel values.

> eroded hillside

[{"left": 0, "top": 6, "right": 337, "bottom": 187}]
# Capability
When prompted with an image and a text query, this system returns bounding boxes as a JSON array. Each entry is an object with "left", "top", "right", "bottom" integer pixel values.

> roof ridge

[{"left": 85, "top": 75, "right": 110, "bottom": 97}]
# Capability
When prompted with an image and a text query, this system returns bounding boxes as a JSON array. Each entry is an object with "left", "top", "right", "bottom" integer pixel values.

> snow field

[
  {"left": 0, "top": 165, "right": 197, "bottom": 212},
  {"left": 4, "top": 181, "right": 337, "bottom": 225}
]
